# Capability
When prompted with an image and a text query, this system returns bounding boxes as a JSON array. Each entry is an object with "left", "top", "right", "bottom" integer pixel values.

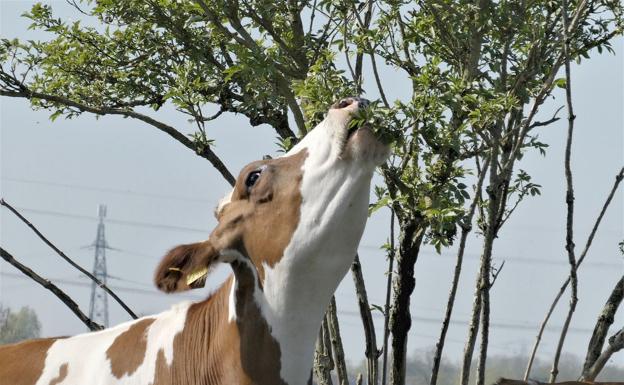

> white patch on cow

[
  {"left": 221, "top": 248, "right": 266, "bottom": 325},
  {"left": 228, "top": 275, "right": 237, "bottom": 322},
  {"left": 35, "top": 301, "right": 192, "bottom": 385},
  {"left": 214, "top": 190, "right": 233, "bottom": 218},
  {"left": 256, "top": 100, "right": 385, "bottom": 385},
  {"left": 219, "top": 249, "right": 263, "bottom": 322}
]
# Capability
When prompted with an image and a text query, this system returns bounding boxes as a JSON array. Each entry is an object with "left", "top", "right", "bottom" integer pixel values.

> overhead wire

[
  {"left": 1, "top": 272, "right": 596, "bottom": 335},
  {"left": 1, "top": 176, "right": 215, "bottom": 204}
]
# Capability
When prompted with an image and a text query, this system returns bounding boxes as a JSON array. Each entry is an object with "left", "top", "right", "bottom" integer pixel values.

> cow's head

[{"left": 155, "top": 97, "right": 388, "bottom": 294}]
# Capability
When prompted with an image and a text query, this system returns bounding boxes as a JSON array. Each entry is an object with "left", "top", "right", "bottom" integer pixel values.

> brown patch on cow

[
  {"left": 0, "top": 337, "right": 59, "bottom": 385},
  {"left": 48, "top": 363, "right": 68, "bottom": 385},
  {"left": 106, "top": 318, "right": 155, "bottom": 379},
  {"left": 232, "top": 258, "right": 287, "bottom": 385},
  {"left": 151, "top": 272, "right": 285, "bottom": 385},
  {"left": 152, "top": 278, "right": 249, "bottom": 385},
  {"left": 226, "top": 149, "right": 308, "bottom": 280}
]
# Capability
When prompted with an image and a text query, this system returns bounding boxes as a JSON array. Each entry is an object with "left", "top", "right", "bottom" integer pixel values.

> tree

[
  {"left": 0, "top": 305, "right": 41, "bottom": 344},
  {"left": 1, "top": 1, "right": 622, "bottom": 384}
]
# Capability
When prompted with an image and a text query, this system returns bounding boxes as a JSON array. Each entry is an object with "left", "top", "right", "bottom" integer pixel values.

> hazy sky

[{"left": 1, "top": 0, "right": 623, "bottom": 374}]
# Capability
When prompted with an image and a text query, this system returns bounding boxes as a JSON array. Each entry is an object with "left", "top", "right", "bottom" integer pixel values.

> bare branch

[
  {"left": 327, "top": 297, "right": 349, "bottom": 385},
  {"left": 381, "top": 210, "right": 396, "bottom": 385},
  {"left": 524, "top": 167, "right": 624, "bottom": 379},
  {"left": 351, "top": 254, "right": 379, "bottom": 385},
  {"left": 1, "top": 198, "right": 137, "bottom": 320},
  {"left": 549, "top": 0, "right": 579, "bottom": 378},
  {"left": 582, "top": 327, "right": 624, "bottom": 381},
  {"left": 582, "top": 275, "right": 624, "bottom": 377},
  {"left": 0, "top": 88, "right": 236, "bottom": 186},
  {"left": 0, "top": 246, "right": 103, "bottom": 331},
  {"left": 506, "top": 0, "right": 592, "bottom": 170},
  {"left": 430, "top": 155, "right": 491, "bottom": 385},
  {"left": 528, "top": 105, "right": 565, "bottom": 129},
  {"left": 370, "top": 51, "right": 390, "bottom": 108}
]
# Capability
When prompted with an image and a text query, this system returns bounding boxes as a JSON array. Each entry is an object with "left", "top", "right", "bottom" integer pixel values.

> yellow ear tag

[{"left": 186, "top": 267, "right": 209, "bottom": 286}]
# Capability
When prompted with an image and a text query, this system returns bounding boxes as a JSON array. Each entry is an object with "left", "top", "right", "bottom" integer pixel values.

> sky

[{"left": 1, "top": 0, "right": 623, "bottom": 377}]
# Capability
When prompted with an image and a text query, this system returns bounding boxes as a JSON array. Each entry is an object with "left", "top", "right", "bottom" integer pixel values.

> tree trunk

[
  {"left": 389, "top": 221, "right": 426, "bottom": 385},
  {"left": 314, "top": 320, "right": 334, "bottom": 385},
  {"left": 581, "top": 275, "right": 624, "bottom": 377},
  {"left": 327, "top": 297, "right": 349, "bottom": 385},
  {"left": 582, "top": 327, "right": 624, "bottom": 381}
]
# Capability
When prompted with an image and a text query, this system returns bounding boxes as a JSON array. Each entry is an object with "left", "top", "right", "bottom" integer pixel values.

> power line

[
  {"left": 336, "top": 309, "right": 595, "bottom": 335},
  {"left": 10, "top": 206, "right": 210, "bottom": 234},
  {"left": 1, "top": 271, "right": 594, "bottom": 335},
  {"left": 1, "top": 176, "right": 214, "bottom": 204},
  {"left": 358, "top": 245, "right": 622, "bottom": 269},
  {"left": 1, "top": 271, "right": 202, "bottom": 300},
  {"left": 9, "top": 205, "right": 623, "bottom": 268}
]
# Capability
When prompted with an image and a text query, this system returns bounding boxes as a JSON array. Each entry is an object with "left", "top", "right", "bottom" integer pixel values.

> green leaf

[
  {"left": 554, "top": 78, "right": 567, "bottom": 89},
  {"left": 369, "top": 195, "right": 390, "bottom": 216}
]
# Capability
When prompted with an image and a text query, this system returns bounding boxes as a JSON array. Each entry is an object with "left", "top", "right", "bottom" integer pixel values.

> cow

[{"left": 0, "top": 97, "right": 389, "bottom": 385}]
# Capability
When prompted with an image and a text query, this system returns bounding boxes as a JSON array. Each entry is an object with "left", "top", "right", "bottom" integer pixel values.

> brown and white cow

[{"left": 0, "top": 97, "right": 389, "bottom": 385}]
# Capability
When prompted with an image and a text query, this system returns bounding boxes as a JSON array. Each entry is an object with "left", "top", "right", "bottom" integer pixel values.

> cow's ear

[{"left": 154, "top": 241, "right": 218, "bottom": 293}]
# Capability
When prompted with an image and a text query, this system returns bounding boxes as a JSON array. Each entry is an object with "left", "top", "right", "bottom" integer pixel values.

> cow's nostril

[{"left": 337, "top": 98, "right": 353, "bottom": 109}]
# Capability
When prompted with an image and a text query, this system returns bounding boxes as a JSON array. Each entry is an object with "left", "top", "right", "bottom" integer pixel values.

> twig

[
  {"left": 549, "top": 0, "right": 578, "bottom": 378},
  {"left": 1, "top": 198, "right": 138, "bottom": 320},
  {"left": 471, "top": 117, "right": 504, "bottom": 385},
  {"left": 351, "top": 254, "right": 379, "bottom": 385},
  {"left": 528, "top": 105, "right": 564, "bottom": 129},
  {"left": 524, "top": 167, "right": 624, "bottom": 380},
  {"left": 327, "top": 297, "right": 349, "bottom": 385},
  {"left": 381, "top": 210, "right": 396, "bottom": 385},
  {"left": 505, "top": 0, "right": 591, "bottom": 173},
  {"left": 430, "top": 155, "right": 490, "bottom": 385},
  {"left": 0, "top": 246, "right": 103, "bottom": 331},
  {"left": 308, "top": 0, "right": 317, "bottom": 36},
  {"left": 490, "top": 261, "right": 505, "bottom": 286},
  {"left": 343, "top": 14, "right": 358, "bottom": 87},
  {"left": 370, "top": 51, "right": 390, "bottom": 108}
]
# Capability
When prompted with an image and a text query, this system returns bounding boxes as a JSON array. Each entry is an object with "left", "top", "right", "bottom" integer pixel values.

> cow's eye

[{"left": 245, "top": 170, "right": 262, "bottom": 192}]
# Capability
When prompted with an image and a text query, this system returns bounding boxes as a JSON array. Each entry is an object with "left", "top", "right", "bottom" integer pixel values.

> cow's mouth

[{"left": 346, "top": 122, "right": 361, "bottom": 140}]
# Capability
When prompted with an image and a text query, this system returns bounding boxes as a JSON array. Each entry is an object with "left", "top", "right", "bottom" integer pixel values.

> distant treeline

[{"left": 347, "top": 349, "right": 624, "bottom": 385}]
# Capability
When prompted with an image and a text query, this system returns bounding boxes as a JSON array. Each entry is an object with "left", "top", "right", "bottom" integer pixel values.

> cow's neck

[
  {"left": 226, "top": 151, "right": 374, "bottom": 384},
  {"left": 258, "top": 172, "right": 372, "bottom": 385},
  {"left": 259, "top": 255, "right": 352, "bottom": 385}
]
